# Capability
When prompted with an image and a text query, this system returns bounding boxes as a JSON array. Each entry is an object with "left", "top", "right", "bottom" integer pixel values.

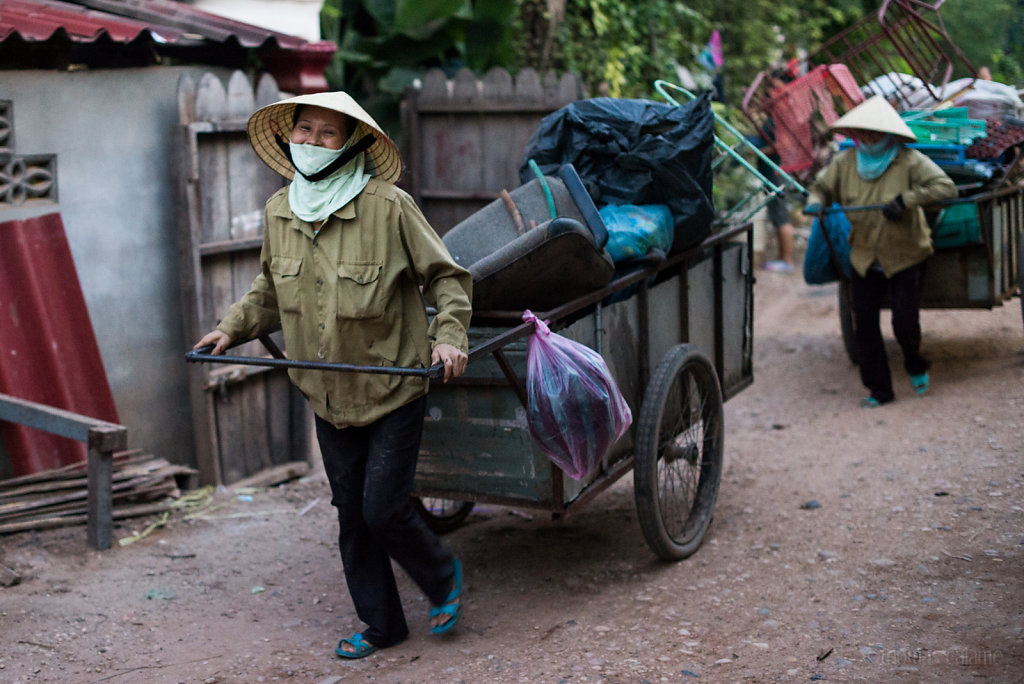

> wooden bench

[{"left": 0, "top": 392, "right": 127, "bottom": 549}]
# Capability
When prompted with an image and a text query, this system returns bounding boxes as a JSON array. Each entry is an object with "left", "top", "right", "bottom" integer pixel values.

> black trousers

[
  {"left": 316, "top": 395, "right": 454, "bottom": 647},
  {"left": 849, "top": 262, "right": 930, "bottom": 403}
]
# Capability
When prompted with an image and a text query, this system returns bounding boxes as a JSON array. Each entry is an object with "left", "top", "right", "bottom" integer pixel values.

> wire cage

[
  {"left": 808, "top": 0, "right": 976, "bottom": 112},
  {"left": 741, "top": 64, "right": 864, "bottom": 181},
  {"left": 655, "top": 80, "right": 807, "bottom": 228},
  {"left": 741, "top": 0, "right": 977, "bottom": 182}
]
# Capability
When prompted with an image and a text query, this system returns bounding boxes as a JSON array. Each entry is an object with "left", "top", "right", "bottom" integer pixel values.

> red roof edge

[
  {"left": 260, "top": 40, "right": 336, "bottom": 95},
  {"left": 1, "top": 0, "right": 338, "bottom": 94}
]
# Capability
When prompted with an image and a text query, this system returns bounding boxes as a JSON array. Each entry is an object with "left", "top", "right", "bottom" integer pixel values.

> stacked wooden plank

[{"left": 0, "top": 451, "right": 198, "bottom": 535}]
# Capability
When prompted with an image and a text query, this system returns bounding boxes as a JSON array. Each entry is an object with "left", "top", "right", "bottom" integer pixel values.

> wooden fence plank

[
  {"left": 175, "top": 75, "right": 221, "bottom": 486},
  {"left": 226, "top": 73, "right": 273, "bottom": 478},
  {"left": 175, "top": 71, "right": 312, "bottom": 486},
  {"left": 402, "top": 67, "right": 585, "bottom": 235},
  {"left": 195, "top": 75, "right": 248, "bottom": 484}
]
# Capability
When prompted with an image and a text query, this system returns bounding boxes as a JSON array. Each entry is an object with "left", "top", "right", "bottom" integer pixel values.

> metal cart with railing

[
  {"left": 823, "top": 184, "right": 1024, "bottom": 363},
  {"left": 189, "top": 220, "right": 755, "bottom": 561}
]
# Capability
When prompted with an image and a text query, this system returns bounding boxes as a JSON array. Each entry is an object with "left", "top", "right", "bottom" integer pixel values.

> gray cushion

[
  {"left": 443, "top": 176, "right": 587, "bottom": 269},
  {"left": 442, "top": 171, "right": 615, "bottom": 312},
  {"left": 469, "top": 218, "right": 614, "bottom": 311}
]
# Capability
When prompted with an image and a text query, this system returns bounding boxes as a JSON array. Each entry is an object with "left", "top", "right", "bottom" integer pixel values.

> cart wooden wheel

[
  {"left": 838, "top": 278, "right": 859, "bottom": 365},
  {"left": 633, "top": 344, "right": 724, "bottom": 561},
  {"left": 411, "top": 497, "right": 474, "bottom": 534}
]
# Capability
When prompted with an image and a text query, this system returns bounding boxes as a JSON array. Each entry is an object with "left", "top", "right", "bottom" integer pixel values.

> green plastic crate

[
  {"left": 905, "top": 117, "right": 986, "bottom": 145},
  {"left": 930, "top": 107, "right": 970, "bottom": 120},
  {"left": 932, "top": 202, "right": 981, "bottom": 248}
]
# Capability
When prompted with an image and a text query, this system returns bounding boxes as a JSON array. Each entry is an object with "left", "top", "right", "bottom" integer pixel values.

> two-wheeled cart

[
  {"left": 188, "top": 222, "right": 755, "bottom": 561},
  {"left": 412, "top": 223, "right": 754, "bottom": 560}
]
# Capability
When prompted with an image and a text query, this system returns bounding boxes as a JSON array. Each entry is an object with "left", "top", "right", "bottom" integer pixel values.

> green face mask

[
  {"left": 288, "top": 141, "right": 370, "bottom": 224},
  {"left": 855, "top": 134, "right": 901, "bottom": 181}
]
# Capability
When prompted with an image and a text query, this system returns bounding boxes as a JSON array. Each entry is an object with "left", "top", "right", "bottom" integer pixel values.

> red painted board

[{"left": 0, "top": 213, "right": 119, "bottom": 475}]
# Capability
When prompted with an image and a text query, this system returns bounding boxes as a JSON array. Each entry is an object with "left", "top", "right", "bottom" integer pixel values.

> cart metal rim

[{"left": 634, "top": 344, "right": 724, "bottom": 561}]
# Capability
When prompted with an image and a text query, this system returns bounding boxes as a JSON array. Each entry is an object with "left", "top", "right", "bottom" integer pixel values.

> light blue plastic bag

[{"left": 599, "top": 204, "right": 674, "bottom": 263}]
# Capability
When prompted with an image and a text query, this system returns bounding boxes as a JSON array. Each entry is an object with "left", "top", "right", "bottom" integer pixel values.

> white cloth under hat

[{"left": 287, "top": 140, "right": 371, "bottom": 223}]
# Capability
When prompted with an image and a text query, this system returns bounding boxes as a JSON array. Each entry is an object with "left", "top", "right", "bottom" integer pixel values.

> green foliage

[
  {"left": 940, "top": 0, "right": 1024, "bottom": 84},
  {"left": 319, "top": 0, "right": 518, "bottom": 137},
  {"left": 317, "top": 0, "right": 1023, "bottom": 140},
  {"left": 549, "top": 1, "right": 707, "bottom": 98},
  {"left": 320, "top": 0, "right": 518, "bottom": 102},
  {"left": 533, "top": 0, "right": 869, "bottom": 104}
]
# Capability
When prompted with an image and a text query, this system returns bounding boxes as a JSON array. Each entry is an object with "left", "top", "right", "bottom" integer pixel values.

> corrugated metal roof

[
  {"left": 0, "top": 0, "right": 336, "bottom": 93},
  {"left": 0, "top": 213, "right": 121, "bottom": 476},
  {"left": 0, "top": 0, "right": 307, "bottom": 49},
  {"left": 1, "top": 0, "right": 180, "bottom": 43}
]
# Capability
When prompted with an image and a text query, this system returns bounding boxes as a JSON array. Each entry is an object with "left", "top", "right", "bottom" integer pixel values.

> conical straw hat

[
  {"left": 247, "top": 91, "right": 403, "bottom": 183},
  {"left": 830, "top": 95, "right": 917, "bottom": 142}
]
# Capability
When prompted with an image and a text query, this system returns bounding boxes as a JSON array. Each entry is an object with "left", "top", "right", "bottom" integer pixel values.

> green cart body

[{"left": 413, "top": 224, "right": 755, "bottom": 559}]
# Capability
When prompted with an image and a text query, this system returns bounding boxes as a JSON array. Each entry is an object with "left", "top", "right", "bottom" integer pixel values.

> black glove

[{"left": 882, "top": 194, "right": 905, "bottom": 221}]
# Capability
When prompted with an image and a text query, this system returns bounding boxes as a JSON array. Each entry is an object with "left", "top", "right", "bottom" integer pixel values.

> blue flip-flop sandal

[
  {"left": 911, "top": 372, "right": 929, "bottom": 396},
  {"left": 335, "top": 632, "right": 377, "bottom": 659},
  {"left": 429, "top": 558, "right": 463, "bottom": 635}
]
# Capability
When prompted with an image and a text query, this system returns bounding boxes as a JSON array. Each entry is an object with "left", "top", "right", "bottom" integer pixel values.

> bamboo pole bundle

[{"left": 0, "top": 452, "right": 198, "bottom": 535}]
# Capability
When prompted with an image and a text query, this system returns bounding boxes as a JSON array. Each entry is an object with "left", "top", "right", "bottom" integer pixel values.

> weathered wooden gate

[
  {"left": 173, "top": 71, "right": 311, "bottom": 485},
  {"left": 402, "top": 67, "right": 585, "bottom": 235}
]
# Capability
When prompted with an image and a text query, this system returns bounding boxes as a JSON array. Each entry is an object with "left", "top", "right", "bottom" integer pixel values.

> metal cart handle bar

[
  {"left": 808, "top": 192, "right": 983, "bottom": 281},
  {"left": 186, "top": 344, "right": 447, "bottom": 381},
  {"left": 184, "top": 220, "right": 759, "bottom": 384},
  {"left": 813, "top": 193, "right": 975, "bottom": 214}
]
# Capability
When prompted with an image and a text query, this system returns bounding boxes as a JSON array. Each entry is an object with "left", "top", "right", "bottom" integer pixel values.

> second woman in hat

[{"left": 804, "top": 95, "right": 956, "bottom": 407}]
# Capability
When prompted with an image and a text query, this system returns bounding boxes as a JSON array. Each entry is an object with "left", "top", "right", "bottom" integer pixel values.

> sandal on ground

[
  {"left": 429, "top": 558, "right": 463, "bottom": 635},
  {"left": 910, "top": 372, "right": 929, "bottom": 396},
  {"left": 860, "top": 396, "right": 882, "bottom": 408},
  {"left": 335, "top": 632, "right": 377, "bottom": 659},
  {"left": 762, "top": 259, "right": 794, "bottom": 273}
]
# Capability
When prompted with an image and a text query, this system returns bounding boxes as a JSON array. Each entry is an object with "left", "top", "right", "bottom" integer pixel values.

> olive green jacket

[
  {"left": 217, "top": 178, "right": 472, "bottom": 428},
  {"left": 807, "top": 147, "right": 956, "bottom": 277}
]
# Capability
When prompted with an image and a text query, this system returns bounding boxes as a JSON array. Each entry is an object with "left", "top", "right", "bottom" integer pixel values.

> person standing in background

[{"left": 756, "top": 69, "right": 797, "bottom": 272}]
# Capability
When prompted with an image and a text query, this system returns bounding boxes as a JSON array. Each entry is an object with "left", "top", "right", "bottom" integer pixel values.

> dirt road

[{"left": 2, "top": 270, "right": 1022, "bottom": 683}]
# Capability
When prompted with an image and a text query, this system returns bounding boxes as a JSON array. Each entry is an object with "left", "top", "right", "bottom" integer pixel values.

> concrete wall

[{"left": 1, "top": 66, "right": 236, "bottom": 472}]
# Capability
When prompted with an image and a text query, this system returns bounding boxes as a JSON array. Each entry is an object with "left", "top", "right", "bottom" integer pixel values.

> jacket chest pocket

[
  {"left": 336, "top": 261, "right": 385, "bottom": 319},
  {"left": 270, "top": 256, "right": 303, "bottom": 313}
]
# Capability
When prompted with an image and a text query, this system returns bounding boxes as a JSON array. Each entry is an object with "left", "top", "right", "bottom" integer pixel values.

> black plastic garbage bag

[{"left": 520, "top": 95, "right": 715, "bottom": 251}]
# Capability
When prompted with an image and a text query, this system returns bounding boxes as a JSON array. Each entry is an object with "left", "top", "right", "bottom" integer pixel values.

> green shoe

[
  {"left": 335, "top": 632, "right": 377, "bottom": 659},
  {"left": 910, "top": 372, "right": 929, "bottom": 396},
  {"left": 429, "top": 558, "right": 463, "bottom": 635}
]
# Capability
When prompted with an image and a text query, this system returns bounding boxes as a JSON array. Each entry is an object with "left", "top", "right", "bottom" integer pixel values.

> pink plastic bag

[{"left": 522, "top": 310, "right": 633, "bottom": 479}]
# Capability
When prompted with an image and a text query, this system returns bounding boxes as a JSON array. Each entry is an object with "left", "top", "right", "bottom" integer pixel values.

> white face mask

[
  {"left": 288, "top": 141, "right": 371, "bottom": 223},
  {"left": 291, "top": 142, "right": 345, "bottom": 177}
]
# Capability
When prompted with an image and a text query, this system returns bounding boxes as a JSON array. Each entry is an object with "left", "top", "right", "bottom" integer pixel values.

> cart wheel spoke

[
  {"left": 634, "top": 345, "right": 724, "bottom": 561},
  {"left": 411, "top": 497, "right": 474, "bottom": 534}
]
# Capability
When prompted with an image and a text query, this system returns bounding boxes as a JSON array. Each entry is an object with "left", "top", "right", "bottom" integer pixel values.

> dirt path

[{"left": 2, "top": 270, "right": 1022, "bottom": 683}]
